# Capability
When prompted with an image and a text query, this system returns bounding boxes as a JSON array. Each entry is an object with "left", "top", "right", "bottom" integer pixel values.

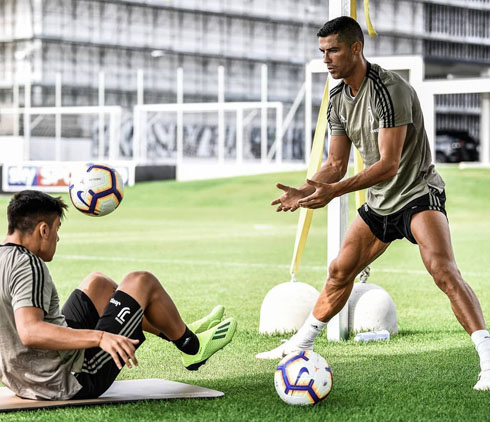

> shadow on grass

[{"left": 394, "top": 328, "right": 465, "bottom": 338}]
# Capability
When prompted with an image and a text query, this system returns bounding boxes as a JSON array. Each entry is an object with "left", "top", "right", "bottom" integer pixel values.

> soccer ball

[
  {"left": 274, "top": 350, "right": 333, "bottom": 406},
  {"left": 69, "top": 163, "right": 124, "bottom": 217}
]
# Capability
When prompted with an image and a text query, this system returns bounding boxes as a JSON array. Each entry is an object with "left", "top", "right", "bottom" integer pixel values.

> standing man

[
  {"left": 256, "top": 16, "right": 490, "bottom": 391},
  {"left": 0, "top": 190, "right": 236, "bottom": 400}
]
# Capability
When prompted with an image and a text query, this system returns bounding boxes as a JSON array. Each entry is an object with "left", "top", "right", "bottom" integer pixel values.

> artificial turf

[{"left": 0, "top": 165, "right": 489, "bottom": 421}]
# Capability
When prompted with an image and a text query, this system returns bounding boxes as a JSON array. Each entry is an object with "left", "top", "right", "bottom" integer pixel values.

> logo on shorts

[
  {"left": 115, "top": 307, "right": 131, "bottom": 324},
  {"left": 110, "top": 298, "right": 121, "bottom": 307}
]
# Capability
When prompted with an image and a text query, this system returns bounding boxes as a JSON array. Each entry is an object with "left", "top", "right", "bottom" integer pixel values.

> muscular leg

[
  {"left": 117, "top": 271, "right": 186, "bottom": 341},
  {"left": 411, "top": 210, "right": 486, "bottom": 334},
  {"left": 313, "top": 215, "right": 390, "bottom": 322},
  {"left": 256, "top": 215, "right": 390, "bottom": 359},
  {"left": 78, "top": 272, "right": 161, "bottom": 336}
]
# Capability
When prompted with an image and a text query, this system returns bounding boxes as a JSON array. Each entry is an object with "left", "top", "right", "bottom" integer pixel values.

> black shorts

[
  {"left": 62, "top": 289, "right": 146, "bottom": 399},
  {"left": 358, "top": 188, "right": 447, "bottom": 244}
]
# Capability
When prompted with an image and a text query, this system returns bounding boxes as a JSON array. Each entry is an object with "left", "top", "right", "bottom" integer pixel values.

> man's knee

[
  {"left": 118, "top": 271, "right": 161, "bottom": 308},
  {"left": 79, "top": 272, "right": 117, "bottom": 294},
  {"left": 121, "top": 271, "right": 159, "bottom": 289},
  {"left": 429, "top": 262, "right": 462, "bottom": 295},
  {"left": 327, "top": 259, "right": 352, "bottom": 287},
  {"left": 77, "top": 272, "right": 118, "bottom": 315}
]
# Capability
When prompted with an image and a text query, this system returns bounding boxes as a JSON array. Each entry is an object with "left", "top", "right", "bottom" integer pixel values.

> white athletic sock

[
  {"left": 471, "top": 329, "right": 490, "bottom": 372},
  {"left": 289, "top": 314, "right": 328, "bottom": 350}
]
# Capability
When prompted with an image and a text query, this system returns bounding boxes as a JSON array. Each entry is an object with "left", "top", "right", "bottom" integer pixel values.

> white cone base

[
  {"left": 348, "top": 283, "right": 398, "bottom": 334},
  {"left": 259, "top": 282, "right": 320, "bottom": 335}
]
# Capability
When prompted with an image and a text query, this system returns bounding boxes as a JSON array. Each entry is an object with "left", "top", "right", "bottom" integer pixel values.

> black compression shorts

[
  {"left": 358, "top": 188, "right": 447, "bottom": 244},
  {"left": 62, "top": 289, "right": 145, "bottom": 399}
]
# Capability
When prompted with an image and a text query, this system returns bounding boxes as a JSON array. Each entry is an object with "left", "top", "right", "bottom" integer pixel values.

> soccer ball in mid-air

[
  {"left": 274, "top": 350, "right": 333, "bottom": 406},
  {"left": 69, "top": 163, "right": 124, "bottom": 217}
]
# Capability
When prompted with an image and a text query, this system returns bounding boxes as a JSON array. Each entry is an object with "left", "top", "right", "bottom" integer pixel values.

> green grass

[{"left": 0, "top": 165, "right": 489, "bottom": 421}]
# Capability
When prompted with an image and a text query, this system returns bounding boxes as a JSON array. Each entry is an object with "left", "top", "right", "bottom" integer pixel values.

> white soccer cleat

[
  {"left": 255, "top": 339, "right": 311, "bottom": 360},
  {"left": 474, "top": 370, "right": 490, "bottom": 391}
]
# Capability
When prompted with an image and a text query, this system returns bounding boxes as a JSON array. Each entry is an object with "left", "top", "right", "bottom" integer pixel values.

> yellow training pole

[
  {"left": 364, "top": 0, "right": 377, "bottom": 37},
  {"left": 350, "top": 0, "right": 357, "bottom": 20},
  {"left": 290, "top": 78, "right": 330, "bottom": 278},
  {"left": 353, "top": 150, "right": 365, "bottom": 208}
]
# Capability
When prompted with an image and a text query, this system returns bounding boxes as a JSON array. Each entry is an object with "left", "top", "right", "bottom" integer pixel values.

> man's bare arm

[
  {"left": 296, "top": 133, "right": 352, "bottom": 193},
  {"left": 272, "top": 134, "right": 351, "bottom": 211},
  {"left": 15, "top": 306, "right": 139, "bottom": 369},
  {"left": 298, "top": 125, "right": 407, "bottom": 209}
]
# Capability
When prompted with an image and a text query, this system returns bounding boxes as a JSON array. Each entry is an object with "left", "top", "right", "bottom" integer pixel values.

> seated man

[{"left": 0, "top": 190, "right": 236, "bottom": 400}]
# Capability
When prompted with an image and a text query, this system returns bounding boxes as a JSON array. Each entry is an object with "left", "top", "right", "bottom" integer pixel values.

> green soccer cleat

[
  {"left": 181, "top": 317, "right": 237, "bottom": 371},
  {"left": 187, "top": 305, "right": 225, "bottom": 334}
]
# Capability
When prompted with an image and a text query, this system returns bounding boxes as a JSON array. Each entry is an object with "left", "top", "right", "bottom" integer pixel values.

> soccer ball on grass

[
  {"left": 274, "top": 350, "right": 333, "bottom": 405},
  {"left": 69, "top": 163, "right": 124, "bottom": 217}
]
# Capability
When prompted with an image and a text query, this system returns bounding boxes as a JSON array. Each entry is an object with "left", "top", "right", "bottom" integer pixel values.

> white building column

[
  {"left": 326, "top": 0, "right": 351, "bottom": 342},
  {"left": 55, "top": 73, "right": 62, "bottom": 161},
  {"left": 13, "top": 79, "right": 19, "bottom": 136},
  {"left": 480, "top": 93, "right": 490, "bottom": 165},
  {"left": 419, "top": 91, "right": 436, "bottom": 162},
  {"left": 304, "top": 63, "right": 312, "bottom": 165},
  {"left": 176, "top": 67, "right": 184, "bottom": 165},
  {"left": 23, "top": 69, "right": 31, "bottom": 161},
  {"left": 98, "top": 72, "right": 105, "bottom": 161},
  {"left": 217, "top": 66, "right": 225, "bottom": 165},
  {"left": 261, "top": 64, "right": 268, "bottom": 164}
]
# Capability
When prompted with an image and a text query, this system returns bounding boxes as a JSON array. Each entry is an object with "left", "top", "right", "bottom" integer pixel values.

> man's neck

[
  {"left": 343, "top": 58, "right": 368, "bottom": 97},
  {"left": 3, "top": 233, "right": 37, "bottom": 255}
]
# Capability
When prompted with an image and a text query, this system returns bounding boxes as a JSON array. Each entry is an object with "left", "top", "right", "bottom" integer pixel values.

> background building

[{"left": 0, "top": 0, "right": 489, "bottom": 161}]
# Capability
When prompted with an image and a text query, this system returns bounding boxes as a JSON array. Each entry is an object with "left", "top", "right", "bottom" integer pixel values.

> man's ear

[
  {"left": 352, "top": 41, "right": 363, "bottom": 56},
  {"left": 38, "top": 221, "right": 50, "bottom": 240}
]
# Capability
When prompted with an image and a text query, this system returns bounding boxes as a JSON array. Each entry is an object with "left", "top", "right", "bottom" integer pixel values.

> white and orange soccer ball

[
  {"left": 274, "top": 350, "right": 333, "bottom": 406},
  {"left": 69, "top": 163, "right": 124, "bottom": 217}
]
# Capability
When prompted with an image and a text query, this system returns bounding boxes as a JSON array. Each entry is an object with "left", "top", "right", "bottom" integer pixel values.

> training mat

[{"left": 0, "top": 378, "right": 224, "bottom": 412}]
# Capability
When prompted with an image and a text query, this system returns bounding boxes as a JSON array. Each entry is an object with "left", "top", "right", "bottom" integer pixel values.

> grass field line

[
  {"left": 60, "top": 224, "right": 301, "bottom": 239},
  {"left": 59, "top": 232, "right": 300, "bottom": 243},
  {"left": 59, "top": 229, "right": 317, "bottom": 242},
  {"left": 56, "top": 254, "right": 490, "bottom": 277}
]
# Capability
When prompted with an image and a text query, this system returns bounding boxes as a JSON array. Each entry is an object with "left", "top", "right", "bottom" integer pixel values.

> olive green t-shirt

[
  {"left": 0, "top": 244, "right": 84, "bottom": 400},
  {"left": 327, "top": 62, "right": 445, "bottom": 215}
]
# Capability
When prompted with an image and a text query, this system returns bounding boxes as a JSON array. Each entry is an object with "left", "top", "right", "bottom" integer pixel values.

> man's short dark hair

[
  {"left": 7, "top": 190, "right": 68, "bottom": 235},
  {"left": 317, "top": 16, "right": 364, "bottom": 47}
]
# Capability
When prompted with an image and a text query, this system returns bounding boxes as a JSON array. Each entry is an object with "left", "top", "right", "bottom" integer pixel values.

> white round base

[
  {"left": 259, "top": 282, "right": 320, "bottom": 335},
  {"left": 349, "top": 284, "right": 398, "bottom": 334}
]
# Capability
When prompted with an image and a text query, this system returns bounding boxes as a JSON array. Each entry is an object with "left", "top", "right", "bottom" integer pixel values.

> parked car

[{"left": 435, "top": 130, "right": 479, "bottom": 163}]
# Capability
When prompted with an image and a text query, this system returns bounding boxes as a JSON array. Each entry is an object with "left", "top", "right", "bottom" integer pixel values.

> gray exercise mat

[{"left": 0, "top": 378, "right": 224, "bottom": 412}]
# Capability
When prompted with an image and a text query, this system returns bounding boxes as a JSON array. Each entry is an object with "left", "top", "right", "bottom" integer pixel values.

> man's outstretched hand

[
  {"left": 271, "top": 183, "right": 307, "bottom": 212},
  {"left": 297, "top": 179, "right": 336, "bottom": 209}
]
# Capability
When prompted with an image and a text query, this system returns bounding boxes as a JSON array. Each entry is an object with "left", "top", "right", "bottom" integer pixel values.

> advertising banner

[{"left": 2, "top": 162, "right": 135, "bottom": 193}]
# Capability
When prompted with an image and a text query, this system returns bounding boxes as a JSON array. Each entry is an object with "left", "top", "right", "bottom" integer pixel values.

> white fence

[
  {"left": 133, "top": 101, "right": 284, "bottom": 166},
  {"left": 0, "top": 106, "right": 122, "bottom": 161}
]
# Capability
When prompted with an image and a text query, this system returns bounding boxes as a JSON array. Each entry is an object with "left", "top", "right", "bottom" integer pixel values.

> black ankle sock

[
  {"left": 157, "top": 332, "right": 170, "bottom": 341},
  {"left": 173, "top": 327, "right": 199, "bottom": 355}
]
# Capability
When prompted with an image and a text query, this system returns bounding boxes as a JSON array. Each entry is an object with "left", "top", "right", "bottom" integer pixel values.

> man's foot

[
  {"left": 255, "top": 339, "right": 311, "bottom": 360},
  {"left": 474, "top": 370, "right": 490, "bottom": 391},
  {"left": 188, "top": 305, "right": 225, "bottom": 334},
  {"left": 181, "top": 317, "right": 237, "bottom": 371}
]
